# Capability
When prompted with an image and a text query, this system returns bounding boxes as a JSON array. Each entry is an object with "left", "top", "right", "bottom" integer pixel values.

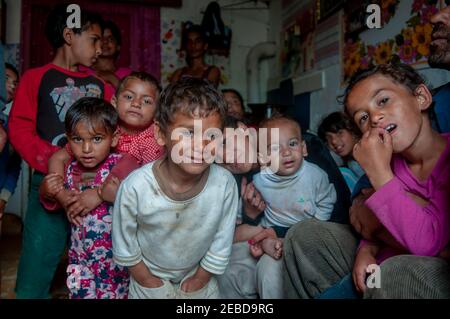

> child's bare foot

[
  {"left": 249, "top": 241, "right": 264, "bottom": 258},
  {"left": 261, "top": 238, "right": 283, "bottom": 260}
]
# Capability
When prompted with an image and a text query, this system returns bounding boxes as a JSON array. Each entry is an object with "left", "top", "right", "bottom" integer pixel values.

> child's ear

[
  {"left": 415, "top": 84, "right": 432, "bottom": 111},
  {"left": 302, "top": 140, "right": 308, "bottom": 157},
  {"left": 111, "top": 129, "right": 119, "bottom": 148},
  {"left": 111, "top": 95, "right": 118, "bottom": 109},
  {"left": 154, "top": 121, "right": 166, "bottom": 147},
  {"left": 62, "top": 27, "right": 74, "bottom": 45}
]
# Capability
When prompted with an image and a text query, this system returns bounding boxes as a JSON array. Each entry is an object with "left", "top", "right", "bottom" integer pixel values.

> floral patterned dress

[{"left": 65, "top": 153, "right": 129, "bottom": 299}]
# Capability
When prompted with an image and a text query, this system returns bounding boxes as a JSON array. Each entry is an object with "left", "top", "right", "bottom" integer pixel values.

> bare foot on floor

[
  {"left": 261, "top": 238, "right": 283, "bottom": 259},
  {"left": 249, "top": 241, "right": 264, "bottom": 258}
]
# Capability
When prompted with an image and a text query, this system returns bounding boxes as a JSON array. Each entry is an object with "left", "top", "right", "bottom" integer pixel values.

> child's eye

[
  {"left": 289, "top": 140, "right": 299, "bottom": 147},
  {"left": 358, "top": 113, "right": 369, "bottom": 126},
  {"left": 122, "top": 94, "right": 133, "bottom": 100},
  {"left": 72, "top": 137, "right": 82, "bottom": 143},
  {"left": 93, "top": 136, "right": 103, "bottom": 143},
  {"left": 379, "top": 97, "right": 389, "bottom": 105},
  {"left": 182, "top": 130, "right": 194, "bottom": 137},
  {"left": 143, "top": 98, "right": 153, "bottom": 105}
]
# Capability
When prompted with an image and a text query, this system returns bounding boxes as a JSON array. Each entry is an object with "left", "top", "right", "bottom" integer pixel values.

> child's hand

[
  {"left": 40, "top": 173, "right": 65, "bottom": 200},
  {"left": 353, "top": 128, "right": 394, "bottom": 189},
  {"left": 181, "top": 267, "right": 211, "bottom": 293},
  {"left": 352, "top": 245, "right": 378, "bottom": 293},
  {"left": 241, "top": 177, "right": 266, "bottom": 220},
  {"left": 66, "top": 188, "right": 102, "bottom": 218},
  {"left": 99, "top": 176, "right": 121, "bottom": 203}
]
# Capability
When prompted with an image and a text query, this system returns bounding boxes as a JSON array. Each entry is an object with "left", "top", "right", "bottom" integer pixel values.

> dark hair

[
  {"left": 259, "top": 113, "right": 302, "bottom": 135},
  {"left": 340, "top": 63, "right": 426, "bottom": 114},
  {"left": 65, "top": 97, "right": 118, "bottom": 135},
  {"left": 5, "top": 63, "right": 19, "bottom": 78},
  {"left": 156, "top": 77, "right": 227, "bottom": 132},
  {"left": 222, "top": 88, "right": 244, "bottom": 107},
  {"left": 103, "top": 20, "right": 122, "bottom": 46},
  {"left": 45, "top": 4, "right": 104, "bottom": 49},
  {"left": 182, "top": 24, "right": 207, "bottom": 47},
  {"left": 317, "top": 112, "right": 362, "bottom": 142},
  {"left": 223, "top": 115, "right": 243, "bottom": 129},
  {"left": 116, "top": 71, "right": 161, "bottom": 98}
]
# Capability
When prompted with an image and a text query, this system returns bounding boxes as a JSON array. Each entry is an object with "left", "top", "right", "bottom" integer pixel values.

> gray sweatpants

[
  {"left": 217, "top": 242, "right": 284, "bottom": 299},
  {"left": 283, "top": 219, "right": 450, "bottom": 299}
]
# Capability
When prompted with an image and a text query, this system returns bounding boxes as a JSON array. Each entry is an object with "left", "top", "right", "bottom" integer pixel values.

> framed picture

[{"left": 318, "top": 0, "right": 344, "bottom": 22}]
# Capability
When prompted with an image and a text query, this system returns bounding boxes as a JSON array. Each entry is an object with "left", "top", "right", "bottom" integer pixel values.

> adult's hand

[
  {"left": 241, "top": 177, "right": 265, "bottom": 220},
  {"left": 349, "top": 188, "right": 382, "bottom": 240}
]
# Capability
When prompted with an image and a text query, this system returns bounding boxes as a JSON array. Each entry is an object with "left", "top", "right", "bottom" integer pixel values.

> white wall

[{"left": 161, "top": 0, "right": 270, "bottom": 104}]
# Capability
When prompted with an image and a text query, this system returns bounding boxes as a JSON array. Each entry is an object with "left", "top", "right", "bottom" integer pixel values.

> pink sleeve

[{"left": 365, "top": 177, "right": 450, "bottom": 256}]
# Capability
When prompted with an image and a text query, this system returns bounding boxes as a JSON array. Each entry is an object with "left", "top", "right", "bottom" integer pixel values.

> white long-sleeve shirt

[
  {"left": 112, "top": 162, "right": 238, "bottom": 283},
  {"left": 254, "top": 160, "right": 336, "bottom": 228}
]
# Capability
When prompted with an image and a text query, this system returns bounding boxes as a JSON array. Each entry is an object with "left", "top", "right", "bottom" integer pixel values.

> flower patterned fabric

[{"left": 65, "top": 153, "right": 129, "bottom": 299}]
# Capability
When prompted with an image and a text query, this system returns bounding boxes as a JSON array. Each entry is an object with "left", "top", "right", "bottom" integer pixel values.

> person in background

[
  {"left": 318, "top": 112, "right": 363, "bottom": 192},
  {"left": 170, "top": 24, "right": 221, "bottom": 87}
]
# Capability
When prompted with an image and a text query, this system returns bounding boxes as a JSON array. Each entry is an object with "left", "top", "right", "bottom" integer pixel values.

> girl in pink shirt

[{"left": 343, "top": 63, "right": 450, "bottom": 293}]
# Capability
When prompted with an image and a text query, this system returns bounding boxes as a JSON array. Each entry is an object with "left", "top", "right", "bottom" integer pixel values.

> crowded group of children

[{"left": 1, "top": 3, "right": 448, "bottom": 299}]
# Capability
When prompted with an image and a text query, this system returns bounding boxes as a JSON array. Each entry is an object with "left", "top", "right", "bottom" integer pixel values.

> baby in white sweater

[{"left": 234, "top": 116, "right": 336, "bottom": 260}]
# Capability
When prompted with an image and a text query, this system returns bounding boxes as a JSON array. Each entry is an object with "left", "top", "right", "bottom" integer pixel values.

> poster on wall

[
  {"left": 342, "top": 0, "right": 442, "bottom": 83},
  {"left": 281, "top": 0, "right": 316, "bottom": 79}
]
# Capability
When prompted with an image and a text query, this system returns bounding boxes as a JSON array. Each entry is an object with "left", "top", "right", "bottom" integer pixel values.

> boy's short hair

[
  {"left": 317, "top": 112, "right": 361, "bottom": 142},
  {"left": 156, "top": 77, "right": 227, "bottom": 132},
  {"left": 259, "top": 113, "right": 301, "bottom": 132},
  {"left": 45, "top": 4, "right": 104, "bottom": 49},
  {"left": 115, "top": 71, "right": 161, "bottom": 98},
  {"left": 65, "top": 97, "right": 118, "bottom": 135},
  {"left": 103, "top": 20, "right": 122, "bottom": 46},
  {"left": 5, "top": 63, "right": 19, "bottom": 78}
]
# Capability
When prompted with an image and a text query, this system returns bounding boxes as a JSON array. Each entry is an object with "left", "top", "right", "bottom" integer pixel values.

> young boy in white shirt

[{"left": 112, "top": 77, "right": 238, "bottom": 299}]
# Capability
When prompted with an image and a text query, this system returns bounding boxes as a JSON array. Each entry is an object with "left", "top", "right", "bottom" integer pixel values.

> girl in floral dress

[{"left": 40, "top": 97, "right": 139, "bottom": 298}]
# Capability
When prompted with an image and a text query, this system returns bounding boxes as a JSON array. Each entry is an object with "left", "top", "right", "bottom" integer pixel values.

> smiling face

[
  {"left": 345, "top": 74, "right": 431, "bottom": 153},
  {"left": 67, "top": 120, "right": 118, "bottom": 170},
  {"left": 155, "top": 109, "right": 223, "bottom": 177},
  {"left": 265, "top": 119, "right": 307, "bottom": 176},
  {"left": 325, "top": 129, "right": 358, "bottom": 158},
  {"left": 113, "top": 78, "right": 158, "bottom": 134},
  {"left": 69, "top": 23, "right": 103, "bottom": 67},
  {"left": 429, "top": 5, "right": 450, "bottom": 69}
]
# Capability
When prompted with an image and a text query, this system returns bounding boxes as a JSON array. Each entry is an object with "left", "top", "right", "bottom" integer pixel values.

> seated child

[
  {"left": 347, "top": 63, "right": 450, "bottom": 294},
  {"left": 40, "top": 97, "right": 139, "bottom": 298},
  {"left": 234, "top": 115, "right": 337, "bottom": 260},
  {"left": 318, "top": 111, "right": 363, "bottom": 192},
  {"left": 320, "top": 63, "right": 450, "bottom": 298},
  {"left": 112, "top": 77, "right": 238, "bottom": 299},
  {"left": 45, "top": 72, "right": 164, "bottom": 220}
]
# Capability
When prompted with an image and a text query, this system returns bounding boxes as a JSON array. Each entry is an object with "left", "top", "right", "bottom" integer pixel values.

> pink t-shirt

[{"left": 362, "top": 133, "right": 450, "bottom": 262}]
